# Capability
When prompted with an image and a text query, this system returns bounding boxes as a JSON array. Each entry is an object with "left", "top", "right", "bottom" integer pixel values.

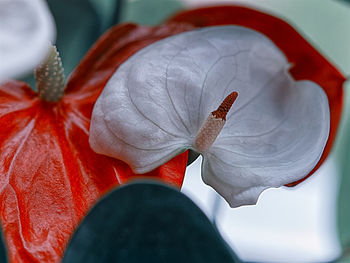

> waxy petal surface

[
  {"left": 90, "top": 26, "right": 330, "bottom": 207},
  {"left": 205, "top": 79, "right": 329, "bottom": 207},
  {"left": 168, "top": 5, "right": 345, "bottom": 186},
  {"left": 0, "top": 0, "right": 55, "bottom": 80}
]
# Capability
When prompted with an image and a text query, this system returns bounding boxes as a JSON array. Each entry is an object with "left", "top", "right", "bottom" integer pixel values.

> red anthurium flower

[
  {"left": 167, "top": 5, "right": 345, "bottom": 186},
  {"left": 0, "top": 24, "right": 190, "bottom": 263}
]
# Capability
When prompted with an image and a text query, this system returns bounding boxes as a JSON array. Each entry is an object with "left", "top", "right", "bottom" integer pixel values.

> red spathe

[{"left": 0, "top": 24, "right": 190, "bottom": 263}]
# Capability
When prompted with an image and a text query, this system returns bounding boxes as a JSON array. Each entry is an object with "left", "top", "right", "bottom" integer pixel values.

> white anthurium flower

[
  {"left": 89, "top": 26, "right": 330, "bottom": 208},
  {"left": 0, "top": 0, "right": 55, "bottom": 81}
]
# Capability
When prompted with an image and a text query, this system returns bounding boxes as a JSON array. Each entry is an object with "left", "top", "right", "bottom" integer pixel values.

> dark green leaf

[
  {"left": 47, "top": 0, "right": 101, "bottom": 74},
  {"left": 187, "top": 150, "right": 200, "bottom": 166},
  {"left": 63, "top": 181, "right": 240, "bottom": 263},
  {"left": 89, "top": 0, "right": 122, "bottom": 29},
  {"left": 0, "top": 226, "right": 8, "bottom": 263}
]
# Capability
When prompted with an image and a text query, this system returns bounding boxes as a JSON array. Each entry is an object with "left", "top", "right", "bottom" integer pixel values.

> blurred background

[{"left": 21, "top": 0, "right": 350, "bottom": 262}]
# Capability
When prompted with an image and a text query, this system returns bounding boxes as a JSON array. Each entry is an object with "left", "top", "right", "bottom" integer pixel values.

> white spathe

[
  {"left": 0, "top": 0, "right": 55, "bottom": 80},
  {"left": 89, "top": 26, "right": 330, "bottom": 207}
]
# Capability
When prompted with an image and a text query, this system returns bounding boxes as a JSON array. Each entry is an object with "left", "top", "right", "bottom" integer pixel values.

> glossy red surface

[
  {"left": 168, "top": 5, "right": 345, "bottom": 186},
  {"left": 0, "top": 23, "right": 191, "bottom": 262}
]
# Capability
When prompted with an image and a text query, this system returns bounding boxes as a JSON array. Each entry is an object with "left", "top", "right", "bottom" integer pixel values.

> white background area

[{"left": 182, "top": 156, "right": 340, "bottom": 262}]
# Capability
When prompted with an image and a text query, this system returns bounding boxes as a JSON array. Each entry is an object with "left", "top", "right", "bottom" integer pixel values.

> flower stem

[{"left": 35, "top": 45, "right": 65, "bottom": 102}]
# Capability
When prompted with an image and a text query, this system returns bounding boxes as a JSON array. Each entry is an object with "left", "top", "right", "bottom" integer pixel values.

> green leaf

[
  {"left": 89, "top": 0, "right": 121, "bottom": 29},
  {"left": 47, "top": 0, "right": 101, "bottom": 75},
  {"left": 62, "top": 181, "right": 240, "bottom": 263},
  {"left": 0, "top": 226, "right": 8, "bottom": 263}
]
